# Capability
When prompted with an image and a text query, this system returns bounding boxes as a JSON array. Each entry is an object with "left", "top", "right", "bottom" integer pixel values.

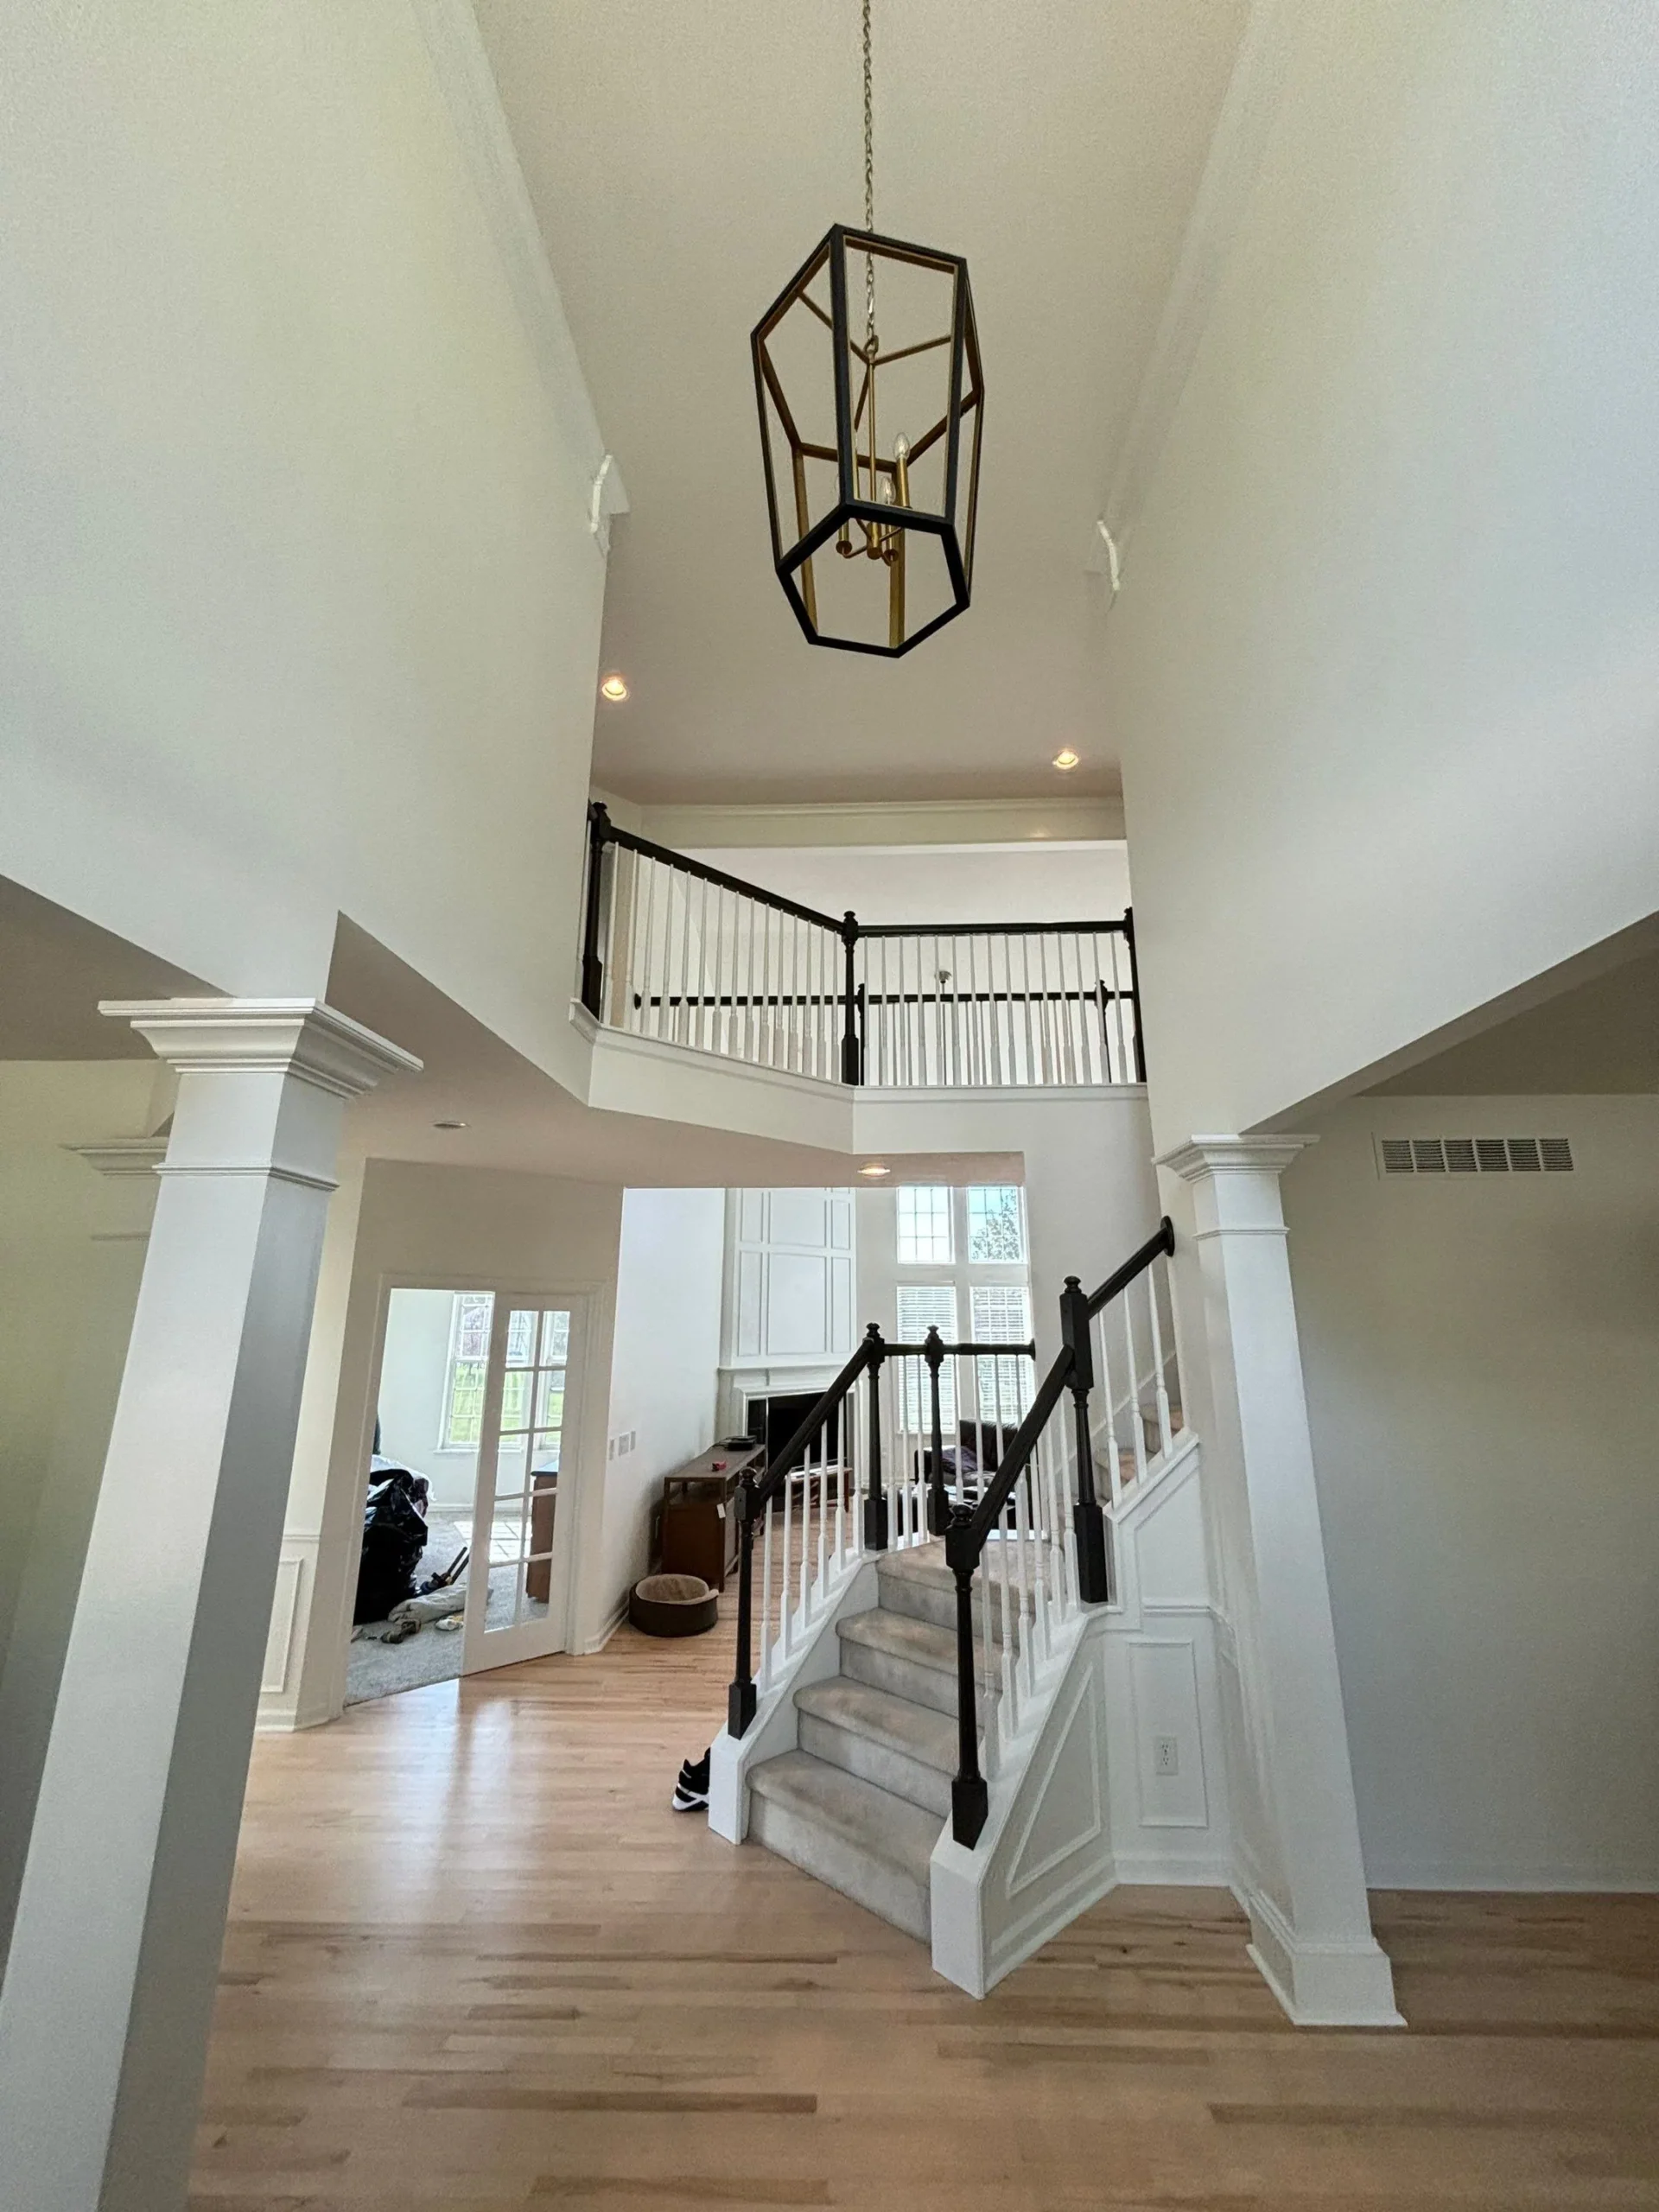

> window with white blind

[
  {"left": 896, "top": 1282, "right": 958, "bottom": 1428},
  {"left": 969, "top": 1282, "right": 1035, "bottom": 1424}
]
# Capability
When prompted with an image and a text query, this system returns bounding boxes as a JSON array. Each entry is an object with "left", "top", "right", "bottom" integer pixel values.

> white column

[
  {"left": 0, "top": 1001, "right": 419, "bottom": 2212},
  {"left": 1159, "top": 1135, "right": 1401, "bottom": 2027}
]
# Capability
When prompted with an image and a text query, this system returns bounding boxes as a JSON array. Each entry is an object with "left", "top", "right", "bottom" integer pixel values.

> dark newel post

[
  {"left": 945, "top": 1506, "right": 988, "bottom": 1847},
  {"left": 839, "top": 911, "right": 862, "bottom": 1085},
  {"left": 1062, "top": 1274, "right": 1110, "bottom": 1605},
  {"left": 727, "top": 1480, "right": 758, "bottom": 1738},
  {"left": 861, "top": 1325, "right": 888, "bottom": 1551},
  {"left": 924, "top": 1327, "right": 949, "bottom": 1536},
  {"left": 1122, "top": 905, "right": 1147, "bottom": 1083},
  {"left": 580, "top": 802, "right": 612, "bottom": 1018}
]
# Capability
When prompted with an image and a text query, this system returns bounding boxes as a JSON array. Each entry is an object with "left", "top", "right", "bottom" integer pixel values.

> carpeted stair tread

[
  {"left": 795, "top": 1677, "right": 958, "bottom": 1776},
  {"left": 837, "top": 1605, "right": 1001, "bottom": 1686},
  {"left": 748, "top": 1751, "right": 940, "bottom": 1885}
]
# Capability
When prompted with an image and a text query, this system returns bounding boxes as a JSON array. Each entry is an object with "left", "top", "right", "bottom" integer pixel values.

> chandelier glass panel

[{"left": 751, "top": 3, "right": 982, "bottom": 656}]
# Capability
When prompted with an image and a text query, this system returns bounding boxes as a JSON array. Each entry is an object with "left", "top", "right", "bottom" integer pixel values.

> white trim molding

[
  {"left": 1097, "top": 0, "right": 1297, "bottom": 568},
  {"left": 98, "top": 998, "right": 422, "bottom": 1099},
  {"left": 409, "top": 0, "right": 628, "bottom": 543}
]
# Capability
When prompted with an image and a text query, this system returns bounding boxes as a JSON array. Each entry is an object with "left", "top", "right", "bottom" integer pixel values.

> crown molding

[
  {"left": 66, "top": 1141, "right": 168, "bottom": 1179},
  {"left": 633, "top": 795, "right": 1126, "bottom": 850},
  {"left": 1157, "top": 1134, "right": 1317, "bottom": 1183},
  {"left": 1097, "top": 0, "right": 1296, "bottom": 567},
  {"left": 409, "top": 0, "right": 627, "bottom": 539},
  {"left": 98, "top": 999, "right": 422, "bottom": 1100}
]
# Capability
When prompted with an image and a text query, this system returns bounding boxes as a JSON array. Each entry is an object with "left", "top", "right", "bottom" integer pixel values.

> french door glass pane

[{"left": 481, "top": 1307, "right": 572, "bottom": 1632}]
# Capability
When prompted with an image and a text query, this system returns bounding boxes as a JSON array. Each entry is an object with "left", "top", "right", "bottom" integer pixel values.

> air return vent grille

[{"left": 1376, "top": 1135, "right": 1573, "bottom": 1179}]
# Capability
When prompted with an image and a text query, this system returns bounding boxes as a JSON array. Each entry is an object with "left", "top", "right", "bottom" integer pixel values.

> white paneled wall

[{"left": 719, "top": 1189, "right": 855, "bottom": 1437}]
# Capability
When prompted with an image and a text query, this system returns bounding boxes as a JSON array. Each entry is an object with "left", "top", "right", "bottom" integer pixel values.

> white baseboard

[
  {"left": 1241, "top": 1882, "right": 1404, "bottom": 2028},
  {"left": 581, "top": 1595, "right": 630, "bottom": 1655},
  {"left": 1366, "top": 1863, "right": 1659, "bottom": 1894}
]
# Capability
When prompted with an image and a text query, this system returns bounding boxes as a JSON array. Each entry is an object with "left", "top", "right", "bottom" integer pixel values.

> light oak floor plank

[{"left": 196, "top": 1624, "right": 1659, "bottom": 2209}]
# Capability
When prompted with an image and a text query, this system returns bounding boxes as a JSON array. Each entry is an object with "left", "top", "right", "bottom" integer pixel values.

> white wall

[
  {"left": 599, "top": 1188, "right": 726, "bottom": 1630},
  {"left": 1285, "top": 1094, "right": 1659, "bottom": 1887},
  {"left": 0, "top": 1062, "right": 162, "bottom": 1968},
  {"left": 856, "top": 1092, "right": 1161, "bottom": 1365},
  {"left": 717, "top": 1189, "right": 858, "bottom": 1439},
  {"left": 1106, "top": 0, "right": 1659, "bottom": 1149},
  {"left": 0, "top": 1, "right": 611, "bottom": 1090},
  {"left": 686, "top": 843, "right": 1130, "bottom": 930}
]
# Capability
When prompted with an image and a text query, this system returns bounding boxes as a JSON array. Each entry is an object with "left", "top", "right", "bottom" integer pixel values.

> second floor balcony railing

[{"left": 579, "top": 803, "right": 1146, "bottom": 1090}]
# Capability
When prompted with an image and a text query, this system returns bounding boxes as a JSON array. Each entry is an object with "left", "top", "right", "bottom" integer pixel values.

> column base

[{"left": 1243, "top": 1885, "right": 1404, "bottom": 2027}]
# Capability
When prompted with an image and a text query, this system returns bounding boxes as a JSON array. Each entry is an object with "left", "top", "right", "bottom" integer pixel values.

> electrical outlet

[{"left": 1154, "top": 1735, "right": 1179, "bottom": 1777}]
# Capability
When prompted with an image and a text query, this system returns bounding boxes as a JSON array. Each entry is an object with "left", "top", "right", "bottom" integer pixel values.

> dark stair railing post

[
  {"left": 1062, "top": 1274, "right": 1110, "bottom": 1605},
  {"left": 580, "top": 802, "right": 612, "bottom": 1018},
  {"left": 924, "top": 1327, "right": 949, "bottom": 1535},
  {"left": 945, "top": 1505, "right": 988, "bottom": 1846},
  {"left": 839, "top": 910, "right": 863, "bottom": 1085},
  {"left": 727, "top": 1479, "right": 758, "bottom": 1739},
  {"left": 1122, "top": 905, "right": 1147, "bottom": 1084},
  {"left": 861, "top": 1323, "right": 889, "bottom": 1552}
]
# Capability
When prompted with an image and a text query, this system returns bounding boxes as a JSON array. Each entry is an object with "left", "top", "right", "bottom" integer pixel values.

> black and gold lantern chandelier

[{"left": 752, "top": 0, "right": 983, "bottom": 656}]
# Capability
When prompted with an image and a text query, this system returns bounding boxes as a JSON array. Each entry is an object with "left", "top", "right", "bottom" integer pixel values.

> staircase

[
  {"left": 747, "top": 1542, "right": 1018, "bottom": 1942},
  {"left": 714, "top": 1219, "right": 1188, "bottom": 1991}
]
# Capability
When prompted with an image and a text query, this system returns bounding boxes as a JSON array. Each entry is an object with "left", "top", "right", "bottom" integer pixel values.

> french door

[{"left": 460, "top": 1294, "right": 586, "bottom": 1672}]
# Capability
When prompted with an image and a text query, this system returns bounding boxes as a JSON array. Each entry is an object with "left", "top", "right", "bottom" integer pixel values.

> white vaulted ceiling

[{"left": 471, "top": 0, "right": 1248, "bottom": 805}]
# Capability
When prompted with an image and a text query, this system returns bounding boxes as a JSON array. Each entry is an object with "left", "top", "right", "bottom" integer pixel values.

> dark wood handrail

[
  {"left": 1084, "top": 1215, "right": 1175, "bottom": 1319},
  {"left": 957, "top": 1346, "right": 1077, "bottom": 1549},
  {"left": 857, "top": 918, "right": 1129, "bottom": 938},
  {"left": 594, "top": 810, "right": 845, "bottom": 932}
]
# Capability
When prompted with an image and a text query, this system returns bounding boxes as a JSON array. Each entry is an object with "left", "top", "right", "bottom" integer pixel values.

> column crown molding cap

[
  {"left": 1157, "top": 1134, "right": 1318, "bottom": 1182},
  {"left": 66, "top": 1140, "right": 169, "bottom": 1179},
  {"left": 98, "top": 999, "right": 422, "bottom": 1101}
]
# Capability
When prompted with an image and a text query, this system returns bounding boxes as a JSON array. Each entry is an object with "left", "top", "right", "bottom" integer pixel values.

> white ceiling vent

[{"left": 1376, "top": 1135, "right": 1573, "bottom": 1179}]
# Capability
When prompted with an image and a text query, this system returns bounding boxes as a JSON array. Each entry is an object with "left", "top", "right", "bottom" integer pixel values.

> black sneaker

[{"left": 671, "top": 1751, "right": 711, "bottom": 1812}]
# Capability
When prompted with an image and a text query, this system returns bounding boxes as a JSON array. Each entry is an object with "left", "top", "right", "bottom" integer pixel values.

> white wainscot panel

[
  {"left": 769, "top": 1189, "right": 830, "bottom": 1248},
  {"left": 1128, "top": 1637, "right": 1209, "bottom": 1829}
]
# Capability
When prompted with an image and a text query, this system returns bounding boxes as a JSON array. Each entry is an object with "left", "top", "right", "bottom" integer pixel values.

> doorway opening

[{"left": 346, "top": 1286, "right": 582, "bottom": 1705}]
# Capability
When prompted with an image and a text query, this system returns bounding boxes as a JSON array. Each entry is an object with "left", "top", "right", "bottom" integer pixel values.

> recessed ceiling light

[
  {"left": 600, "top": 673, "right": 629, "bottom": 702},
  {"left": 859, "top": 1161, "right": 892, "bottom": 1178},
  {"left": 433, "top": 1118, "right": 468, "bottom": 1131},
  {"left": 1052, "top": 748, "right": 1080, "bottom": 772}
]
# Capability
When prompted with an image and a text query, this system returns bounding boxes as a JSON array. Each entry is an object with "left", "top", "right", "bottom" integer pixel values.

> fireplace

[{"left": 746, "top": 1389, "right": 841, "bottom": 1473}]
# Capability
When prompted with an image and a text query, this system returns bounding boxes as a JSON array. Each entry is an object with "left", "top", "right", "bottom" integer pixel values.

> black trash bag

[{"left": 354, "top": 1466, "right": 429, "bottom": 1624}]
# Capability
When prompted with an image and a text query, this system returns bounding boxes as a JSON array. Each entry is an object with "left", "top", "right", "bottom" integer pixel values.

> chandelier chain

[{"left": 861, "top": 0, "right": 876, "bottom": 352}]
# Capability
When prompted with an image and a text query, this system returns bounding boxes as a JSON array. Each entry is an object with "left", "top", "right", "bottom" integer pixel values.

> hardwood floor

[{"left": 198, "top": 1624, "right": 1659, "bottom": 2209}]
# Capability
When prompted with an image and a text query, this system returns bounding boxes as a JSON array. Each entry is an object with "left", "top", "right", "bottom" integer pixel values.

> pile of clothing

[{"left": 353, "top": 1459, "right": 468, "bottom": 1643}]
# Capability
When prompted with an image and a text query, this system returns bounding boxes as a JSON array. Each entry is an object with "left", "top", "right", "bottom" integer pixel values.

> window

[
  {"left": 896, "top": 1282, "right": 958, "bottom": 1428},
  {"left": 970, "top": 1282, "right": 1035, "bottom": 1424},
  {"left": 887, "top": 1187, "right": 1033, "bottom": 1437},
  {"left": 441, "top": 1299, "right": 570, "bottom": 1451},
  {"left": 442, "top": 1293, "right": 493, "bottom": 1449},
  {"left": 896, "top": 1185, "right": 953, "bottom": 1264},
  {"left": 967, "top": 1185, "right": 1026, "bottom": 1263}
]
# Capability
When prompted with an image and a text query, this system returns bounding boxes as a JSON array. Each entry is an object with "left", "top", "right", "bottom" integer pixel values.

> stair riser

[
  {"left": 748, "top": 1790, "right": 931, "bottom": 1943},
  {"left": 798, "top": 1712, "right": 955, "bottom": 1820},
  {"left": 875, "top": 1568, "right": 1025, "bottom": 1647}
]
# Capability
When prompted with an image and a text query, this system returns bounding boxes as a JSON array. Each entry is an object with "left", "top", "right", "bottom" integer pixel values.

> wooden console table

[{"left": 657, "top": 1440, "right": 766, "bottom": 1592}]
